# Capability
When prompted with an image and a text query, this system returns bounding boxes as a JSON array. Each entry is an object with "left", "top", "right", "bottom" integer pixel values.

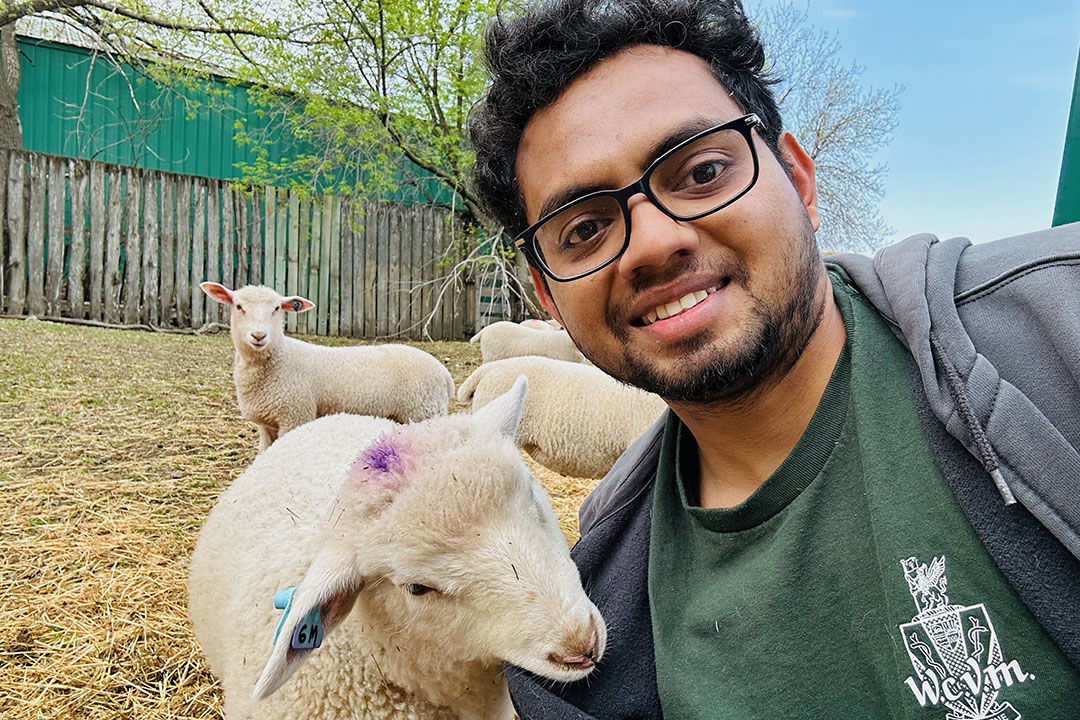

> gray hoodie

[{"left": 508, "top": 226, "right": 1080, "bottom": 719}]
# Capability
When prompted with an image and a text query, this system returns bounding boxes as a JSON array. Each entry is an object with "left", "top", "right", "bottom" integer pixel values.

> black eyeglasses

[{"left": 514, "top": 114, "right": 763, "bottom": 282}]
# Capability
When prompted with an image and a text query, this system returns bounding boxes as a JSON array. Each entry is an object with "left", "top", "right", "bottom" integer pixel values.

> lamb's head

[
  {"left": 253, "top": 377, "right": 606, "bottom": 700},
  {"left": 200, "top": 282, "right": 313, "bottom": 354}
]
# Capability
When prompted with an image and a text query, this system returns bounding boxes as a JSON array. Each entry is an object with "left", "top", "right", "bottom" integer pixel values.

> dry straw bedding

[{"left": 0, "top": 318, "right": 598, "bottom": 719}]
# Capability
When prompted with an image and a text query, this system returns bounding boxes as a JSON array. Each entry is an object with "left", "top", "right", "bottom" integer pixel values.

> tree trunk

[{"left": 0, "top": 10, "right": 22, "bottom": 151}]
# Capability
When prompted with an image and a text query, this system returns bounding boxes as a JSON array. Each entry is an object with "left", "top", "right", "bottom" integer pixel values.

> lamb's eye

[
  {"left": 235, "top": 304, "right": 244, "bottom": 312},
  {"left": 406, "top": 583, "right": 436, "bottom": 596}
]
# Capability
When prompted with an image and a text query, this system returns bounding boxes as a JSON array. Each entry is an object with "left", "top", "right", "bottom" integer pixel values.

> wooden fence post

[
  {"left": 329, "top": 195, "right": 341, "bottom": 337},
  {"left": 122, "top": 168, "right": 142, "bottom": 325},
  {"left": 141, "top": 172, "right": 159, "bottom": 325},
  {"left": 176, "top": 176, "right": 192, "bottom": 327},
  {"left": 103, "top": 167, "right": 123, "bottom": 323},
  {"left": 45, "top": 157, "right": 66, "bottom": 317},
  {"left": 0, "top": 149, "right": 7, "bottom": 309},
  {"left": 160, "top": 174, "right": 175, "bottom": 326},
  {"left": 27, "top": 154, "right": 46, "bottom": 317},
  {"left": 286, "top": 189, "right": 299, "bottom": 334},
  {"left": 191, "top": 178, "right": 206, "bottom": 328},
  {"left": 88, "top": 162, "right": 105, "bottom": 321},
  {"left": 6, "top": 152, "right": 26, "bottom": 315},
  {"left": 68, "top": 160, "right": 88, "bottom": 319}
]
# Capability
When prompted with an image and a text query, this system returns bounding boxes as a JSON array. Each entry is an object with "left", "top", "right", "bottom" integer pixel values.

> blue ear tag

[
  {"left": 272, "top": 587, "right": 324, "bottom": 650},
  {"left": 291, "top": 299, "right": 303, "bottom": 311}
]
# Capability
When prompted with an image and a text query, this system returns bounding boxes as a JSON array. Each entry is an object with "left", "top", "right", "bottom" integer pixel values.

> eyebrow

[{"left": 535, "top": 116, "right": 729, "bottom": 220}]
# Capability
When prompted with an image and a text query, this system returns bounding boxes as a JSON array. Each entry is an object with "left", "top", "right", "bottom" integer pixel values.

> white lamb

[
  {"left": 469, "top": 320, "right": 585, "bottom": 364},
  {"left": 457, "top": 356, "right": 668, "bottom": 478},
  {"left": 187, "top": 378, "right": 606, "bottom": 719},
  {"left": 202, "top": 282, "right": 454, "bottom": 451}
]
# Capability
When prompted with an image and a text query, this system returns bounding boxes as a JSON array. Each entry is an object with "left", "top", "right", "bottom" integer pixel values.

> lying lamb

[
  {"left": 458, "top": 356, "right": 668, "bottom": 478},
  {"left": 469, "top": 320, "right": 585, "bottom": 364},
  {"left": 202, "top": 282, "right": 454, "bottom": 451},
  {"left": 187, "top": 378, "right": 605, "bottom": 719}
]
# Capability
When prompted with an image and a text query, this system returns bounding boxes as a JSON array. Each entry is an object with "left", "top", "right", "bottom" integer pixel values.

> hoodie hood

[{"left": 830, "top": 230, "right": 1080, "bottom": 560}]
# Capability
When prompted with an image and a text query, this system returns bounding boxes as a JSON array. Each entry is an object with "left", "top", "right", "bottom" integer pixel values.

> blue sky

[{"left": 745, "top": 0, "right": 1080, "bottom": 246}]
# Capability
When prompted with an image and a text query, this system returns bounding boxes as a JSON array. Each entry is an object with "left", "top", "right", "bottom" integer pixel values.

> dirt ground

[{"left": 0, "top": 318, "right": 598, "bottom": 719}]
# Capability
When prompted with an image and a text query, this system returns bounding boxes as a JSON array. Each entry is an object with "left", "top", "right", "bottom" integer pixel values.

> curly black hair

[{"left": 469, "top": 0, "right": 783, "bottom": 238}]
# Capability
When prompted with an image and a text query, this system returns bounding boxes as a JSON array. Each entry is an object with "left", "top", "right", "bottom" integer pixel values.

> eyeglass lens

[{"left": 532, "top": 125, "right": 756, "bottom": 279}]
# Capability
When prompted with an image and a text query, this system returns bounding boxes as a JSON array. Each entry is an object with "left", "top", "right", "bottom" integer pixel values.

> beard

[{"left": 573, "top": 220, "right": 825, "bottom": 406}]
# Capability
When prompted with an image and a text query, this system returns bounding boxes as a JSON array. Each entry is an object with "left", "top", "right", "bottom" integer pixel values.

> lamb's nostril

[{"left": 251, "top": 332, "right": 266, "bottom": 342}]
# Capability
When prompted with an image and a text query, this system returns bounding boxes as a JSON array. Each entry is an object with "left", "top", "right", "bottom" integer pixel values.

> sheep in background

[
  {"left": 469, "top": 320, "right": 585, "bottom": 364},
  {"left": 187, "top": 378, "right": 605, "bottom": 720},
  {"left": 458, "top": 356, "right": 667, "bottom": 478},
  {"left": 201, "top": 282, "right": 454, "bottom": 451}
]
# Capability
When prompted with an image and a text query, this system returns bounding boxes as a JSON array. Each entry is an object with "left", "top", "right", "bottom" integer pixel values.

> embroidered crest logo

[{"left": 900, "top": 556, "right": 1032, "bottom": 719}]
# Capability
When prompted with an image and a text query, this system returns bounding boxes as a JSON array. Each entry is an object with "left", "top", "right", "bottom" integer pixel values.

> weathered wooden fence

[{"left": 0, "top": 150, "right": 488, "bottom": 339}]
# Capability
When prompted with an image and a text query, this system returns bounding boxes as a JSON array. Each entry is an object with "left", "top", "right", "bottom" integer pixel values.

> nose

[
  {"left": 615, "top": 193, "right": 700, "bottom": 279},
  {"left": 548, "top": 615, "right": 602, "bottom": 670},
  {"left": 250, "top": 331, "right": 266, "bottom": 342}
]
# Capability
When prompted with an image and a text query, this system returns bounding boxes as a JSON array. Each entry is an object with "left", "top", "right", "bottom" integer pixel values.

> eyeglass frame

[{"left": 513, "top": 113, "right": 764, "bottom": 282}]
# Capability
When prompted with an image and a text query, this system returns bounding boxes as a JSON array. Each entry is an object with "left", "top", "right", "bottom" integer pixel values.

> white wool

[
  {"left": 469, "top": 321, "right": 585, "bottom": 364},
  {"left": 457, "top": 356, "right": 668, "bottom": 478},
  {"left": 188, "top": 380, "right": 605, "bottom": 720},
  {"left": 204, "top": 283, "right": 454, "bottom": 451}
]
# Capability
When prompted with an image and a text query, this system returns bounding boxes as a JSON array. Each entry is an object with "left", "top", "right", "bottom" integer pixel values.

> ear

[
  {"left": 778, "top": 132, "right": 820, "bottom": 231},
  {"left": 200, "top": 282, "right": 234, "bottom": 305},
  {"left": 474, "top": 375, "right": 527, "bottom": 440},
  {"left": 281, "top": 296, "right": 315, "bottom": 313},
  {"left": 252, "top": 549, "right": 365, "bottom": 700},
  {"left": 528, "top": 266, "right": 563, "bottom": 326}
]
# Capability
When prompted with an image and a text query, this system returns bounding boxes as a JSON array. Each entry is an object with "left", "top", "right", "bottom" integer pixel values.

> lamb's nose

[
  {"left": 251, "top": 331, "right": 266, "bottom": 341},
  {"left": 548, "top": 626, "right": 600, "bottom": 670}
]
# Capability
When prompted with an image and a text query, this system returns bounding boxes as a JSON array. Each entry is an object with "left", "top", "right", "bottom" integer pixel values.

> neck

[{"left": 668, "top": 273, "right": 846, "bottom": 509}]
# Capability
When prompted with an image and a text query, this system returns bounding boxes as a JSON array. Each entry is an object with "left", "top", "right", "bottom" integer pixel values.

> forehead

[
  {"left": 516, "top": 45, "right": 747, "bottom": 223},
  {"left": 233, "top": 286, "right": 279, "bottom": 306}
]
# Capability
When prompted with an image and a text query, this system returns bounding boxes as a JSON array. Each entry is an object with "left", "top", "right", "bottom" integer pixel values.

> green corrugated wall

[
  {"left": 16, "top": 36, "right": 455, "bottom": 206},
  {"left": 1054, "top": 45, "right": 1080, "bottom": 226},
  {"left": 17, "top": 36, "right": 301, "bottom": 181}
]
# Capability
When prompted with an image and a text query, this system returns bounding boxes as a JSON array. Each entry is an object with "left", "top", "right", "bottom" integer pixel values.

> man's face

[{"left": 515, "top": 45, "right": 827, "bottom": 404}]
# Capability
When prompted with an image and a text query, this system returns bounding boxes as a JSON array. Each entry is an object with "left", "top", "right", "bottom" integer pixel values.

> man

[{"left": 468, "top": 0, "right": 1080, "bottom": 718}]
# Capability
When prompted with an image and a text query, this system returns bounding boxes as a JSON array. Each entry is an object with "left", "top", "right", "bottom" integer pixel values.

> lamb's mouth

[{"left": 637, "top": 279, "right": 729, "bottom": 327}]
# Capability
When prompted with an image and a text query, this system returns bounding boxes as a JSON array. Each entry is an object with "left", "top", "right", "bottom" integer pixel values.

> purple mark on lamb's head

[{"left": 345, "top": 434, "right": 411, "bottom": 493}]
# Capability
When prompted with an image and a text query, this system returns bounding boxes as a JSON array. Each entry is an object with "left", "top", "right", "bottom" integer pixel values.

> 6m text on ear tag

[{"left": 290, "top": 607, "right": 323, "bottom": 650}]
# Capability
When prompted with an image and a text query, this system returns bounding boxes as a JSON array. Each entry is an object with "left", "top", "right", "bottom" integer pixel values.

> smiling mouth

[{"left": 639, "top": 279, "right": 729, "bottom": 326}]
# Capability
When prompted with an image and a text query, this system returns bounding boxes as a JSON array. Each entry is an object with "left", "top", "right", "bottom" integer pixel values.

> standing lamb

[
  {"left": 469, "top": 320, "right": 585, "bottom": 364},
  {"left": 458, "top": 356, "right": 668, "bottom": 478},
  {"left": 202, "top": 282, "right": 454, "bottom": 451},
  {"left": 187, "top": 378, "right": 606, "bottom": 720}
]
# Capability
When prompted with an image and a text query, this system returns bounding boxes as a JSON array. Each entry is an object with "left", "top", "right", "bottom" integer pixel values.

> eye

[
  {"left": 559, "top": 215, "right": 614, "bottom": 251},
  {"left": 272, "top": 307, "right": 280, "bottom": 314},
  {"left": 406, "top": 583, "right": 437, "bottom": 596},
  {"left": 235, "top": 303, "right": 244, "bottom": 313}
]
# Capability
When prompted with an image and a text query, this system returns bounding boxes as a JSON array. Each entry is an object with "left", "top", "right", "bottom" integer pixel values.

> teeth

[{"left": 642, "top": 286, "right": 718, "bottom": 326}]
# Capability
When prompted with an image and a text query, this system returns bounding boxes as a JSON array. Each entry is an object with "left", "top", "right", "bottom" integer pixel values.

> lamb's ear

[
  {"left": 474, "top": 375, "right": 527, "bottom": 439},
  {"left": 200, "top": 282, "right": 234, "bottom": 305},
  {"left": 252, "top": 549, "right": 364, "bottom": 700},
  {"left": 281, "top": 295, "right": 314, "bottom": 313}
]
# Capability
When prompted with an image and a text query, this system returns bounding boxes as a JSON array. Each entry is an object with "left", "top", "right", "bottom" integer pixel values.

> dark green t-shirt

[{"left": 648, "top": 272, "right": 1080, "bottom": 719}]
